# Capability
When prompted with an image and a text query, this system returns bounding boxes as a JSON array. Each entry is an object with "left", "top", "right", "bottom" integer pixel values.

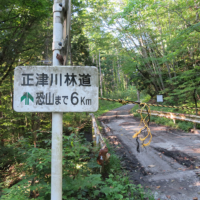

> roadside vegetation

[
  {"left": 0, "top": 97, "right": 154, "bottom": 199},
  {"left": 131, "top": 95, "right": 197, "bottom": 132}
]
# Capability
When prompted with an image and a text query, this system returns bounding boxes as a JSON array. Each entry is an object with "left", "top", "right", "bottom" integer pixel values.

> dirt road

[{"left": 99, "top": 104, "right": 200, "bottom": 200}]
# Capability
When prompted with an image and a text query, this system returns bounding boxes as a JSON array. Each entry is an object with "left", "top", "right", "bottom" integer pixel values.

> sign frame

[
  {"left": 14, "top": 65, "right": 99, "bottom": 113},
  {"left": 157, "top": 95, "right": 163, "bottom": 103}
]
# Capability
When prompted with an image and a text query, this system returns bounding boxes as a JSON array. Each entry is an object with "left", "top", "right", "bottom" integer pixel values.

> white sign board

[
  {"left": 14, "top": 66, "right": 98, "bottom": 112},
  {"left": 157, "top": 95, "right": 163, "bottom": 102}
]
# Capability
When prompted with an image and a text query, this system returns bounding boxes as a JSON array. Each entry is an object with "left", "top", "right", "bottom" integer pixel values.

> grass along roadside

[
  {"left": 63, "top": 100, "right": 122, "bottom": 128},
  {"left": 94, "top": 99, "right": 122, "bottom": 118},
  {"left": 96, "top": 138, "right": 155, "bottom": 200},
  {"left": 131, "top": 96, "right": 199, "bottom": 132}
]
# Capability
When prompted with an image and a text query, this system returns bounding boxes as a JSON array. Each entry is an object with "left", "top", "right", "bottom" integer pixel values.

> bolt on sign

[{"left": 14, "top": 66, "right": 98, "bottom": 112}]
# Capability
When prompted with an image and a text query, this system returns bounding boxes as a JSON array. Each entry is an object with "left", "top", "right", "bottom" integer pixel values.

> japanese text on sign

[
  {"left": 14, "top": 66, "right": 98, "bottom": 112},
  {"left": 21, "top": 73, "right": 91, "bottom": 87}
]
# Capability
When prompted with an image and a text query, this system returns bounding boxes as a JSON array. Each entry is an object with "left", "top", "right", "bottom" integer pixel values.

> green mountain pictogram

[{"left": 21, "top": 92, "right": 34, "bottom": 105}]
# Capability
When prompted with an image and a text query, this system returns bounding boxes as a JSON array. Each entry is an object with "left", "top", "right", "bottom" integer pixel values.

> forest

[{"left": 0, "top": 0, "right": 199, "bottom": 199}]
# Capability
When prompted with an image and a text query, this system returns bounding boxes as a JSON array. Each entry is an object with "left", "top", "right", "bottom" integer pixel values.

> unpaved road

[{"left": 99, "top": 104, "right": 200, "bottom": 200}]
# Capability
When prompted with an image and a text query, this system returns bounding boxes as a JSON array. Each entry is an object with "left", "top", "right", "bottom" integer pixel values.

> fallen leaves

[
  {"left": 156, "top": 186, "right": 160, "bottom": 189},
  {"left": 166, "top": 195, "right": 171, "bottom": 199},
  {"left": 193, "top": 198, "right": 198, "bottom": 200}
]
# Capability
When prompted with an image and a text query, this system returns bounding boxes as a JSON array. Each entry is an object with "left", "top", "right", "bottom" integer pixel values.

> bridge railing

[{"left": 90, "top": 113, "right": 105, "bottom": 148}]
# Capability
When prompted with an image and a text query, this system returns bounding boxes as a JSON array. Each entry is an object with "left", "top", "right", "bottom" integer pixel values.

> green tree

[
  {"left": 0, "top": 0, "right": 52, "bottom": 85},
  {"left": 106, "top": 0, "right": 200, "bottom": 105}
]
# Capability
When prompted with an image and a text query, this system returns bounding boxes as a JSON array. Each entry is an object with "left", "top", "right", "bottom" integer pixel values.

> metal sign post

[
  {"left": 61, "top": 0, "right": 71, "bottom": 65},
  {"left": 13, "top": 1, "right": 98, "bottom": 199},
  {"left": 52, "top": 1, "right": 63, "bottom": 199},
  {"left": 14, "top": 66, "right": 98, "bottom": 198}
]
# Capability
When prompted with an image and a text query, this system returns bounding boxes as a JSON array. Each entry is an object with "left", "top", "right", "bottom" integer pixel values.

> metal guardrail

[
  {"left": 137, "top": 109, "right": 200, "bottom": 124},
  {"left": 90, "top": 113, "right": 105, "bottom": 147}
]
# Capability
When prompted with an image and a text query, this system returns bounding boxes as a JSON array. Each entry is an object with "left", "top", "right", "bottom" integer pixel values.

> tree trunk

[{"left": 156, "top": 10, "right": 172, "bottom": 80}]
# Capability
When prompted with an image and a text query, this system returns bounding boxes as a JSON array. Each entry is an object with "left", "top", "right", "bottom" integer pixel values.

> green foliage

[
  {"left": 99, "top": 174, "right": 154, "bottom": 200},
  {"left": 104, "top": 86, "right": 150, "bottom": 103},
  {"left": 131, "top": 94, "right": 195, "bottom": 132},
  {"left": 164, "top": 65, "right": 200, "bottom": 106},
  {"left": 100, "top": 0, "right": 200, "bottom": 108},
  {"left": 105, "top": 86, "right": 138, "bottom": 100},
  {"left": 149, "top": 115, "right": 194, "bottom": 132},
  {"left": 0, "top": 0, "right": 53, "bottom": 85},
  {"left": 94, "top": 99, "right": 122, "bottom": 118},
  {"left": 1, "top": 128, "right": 154, "bottom": 200},
  {"left": 63, "top": 112, "right": 91, "bottom": 127},
  {"left": 63, "top": 98, "right": 122, "bottom": 126},
  {"left": 1, "top": 179, "right": 33, "bottom": 200}
]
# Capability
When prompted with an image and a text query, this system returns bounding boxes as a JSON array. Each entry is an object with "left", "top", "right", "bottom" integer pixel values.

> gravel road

[{"left": 99, "top": 104, "right": 200, "bottom": 200}]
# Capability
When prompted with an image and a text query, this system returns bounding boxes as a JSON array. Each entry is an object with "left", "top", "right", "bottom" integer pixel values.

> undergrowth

[
  {"left": 94, "top": 100, "right": 122, "bottom": 118},
  {"left": 131, "top": 95, "right": 197, "bottom": 132},
  {"left": 0, "top": 128, "right": 154, "bottom": 200},
  {"left": 0, "top": 89, "right": 155, "bottom": 200},
  {"left": 104, "top": 86, "right": 138, "bottom": 101},
  {"left": 63, "top": 99, "right": 122, "bottom": 127}
]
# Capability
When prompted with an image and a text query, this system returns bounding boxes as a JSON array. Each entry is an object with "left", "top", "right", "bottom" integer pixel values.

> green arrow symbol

[{"left": 21, "top": 92, "right": 34, "bottom": 105}]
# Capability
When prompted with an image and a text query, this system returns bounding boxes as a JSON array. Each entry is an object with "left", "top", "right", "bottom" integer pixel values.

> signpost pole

[
  {"left": 52, "top": 0, "right": 63, "bottom": 199},
  {"left": 13, "top": 3, "right": 98, "bottom": 200}
]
